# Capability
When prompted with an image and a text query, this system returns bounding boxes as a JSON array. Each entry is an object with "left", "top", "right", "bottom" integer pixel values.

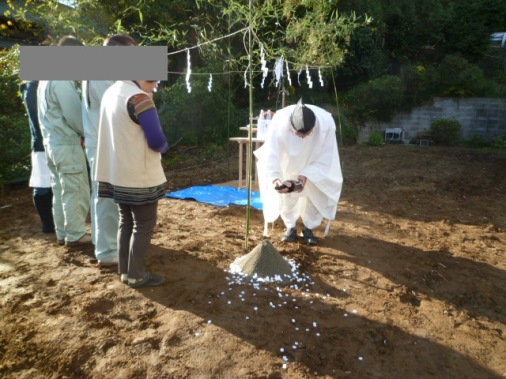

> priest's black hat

[{"left": 289, "top": 98, "right": 316, "bottom": 134}]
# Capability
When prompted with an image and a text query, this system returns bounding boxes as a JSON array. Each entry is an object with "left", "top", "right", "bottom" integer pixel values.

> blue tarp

[{"left": 166, "top": 185, "right": 263, "bottom": 210}]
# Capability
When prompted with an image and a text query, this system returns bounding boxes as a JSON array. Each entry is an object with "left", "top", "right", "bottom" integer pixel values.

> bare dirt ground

[{"left": 0, "top": 144, "right": 505, "bottom": 379}]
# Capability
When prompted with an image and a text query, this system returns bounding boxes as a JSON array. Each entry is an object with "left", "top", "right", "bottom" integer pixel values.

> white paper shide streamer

[
  {"left": 306, "top": 65, "right": 313, "bottom": 89},
  {"left": 318, "top": 68, "right": 324, "bottom": 87},
  {"left": 285, "top": 59, "right": 292, "bottom": 86},
  {"left": 260, "top": 45, "right": 268, "bottom": 89},
  {"left": 274, "top": 57, "right": 283, "bottom": 88},
  {"left": 244, "top": 63, "right": 250, "bottom": 88},
  {"left": 208, "top": 74, "right": 213, "bottom": 92},
  {"left": 186, "top": 49, "right": 192, "bottom": 93}
]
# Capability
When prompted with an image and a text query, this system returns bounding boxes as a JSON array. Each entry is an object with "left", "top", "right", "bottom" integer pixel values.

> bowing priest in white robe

[{"left": 254, "top": 99, "right": 343, "bottom": 245}]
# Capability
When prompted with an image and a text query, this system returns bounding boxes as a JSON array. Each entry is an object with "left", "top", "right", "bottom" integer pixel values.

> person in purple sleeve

[{"left": 95, "top": 79, "right": 168, "bottom": 288}]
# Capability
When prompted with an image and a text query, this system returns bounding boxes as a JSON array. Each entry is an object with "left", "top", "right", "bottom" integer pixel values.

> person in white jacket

[{"left": 254, "top": 99, "right": 343, "bottom": 245}]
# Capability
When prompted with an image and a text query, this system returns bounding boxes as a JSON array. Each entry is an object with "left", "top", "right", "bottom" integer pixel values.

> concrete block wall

[{"left": 358, "top": 97, "right": 506, "bottom": 144}]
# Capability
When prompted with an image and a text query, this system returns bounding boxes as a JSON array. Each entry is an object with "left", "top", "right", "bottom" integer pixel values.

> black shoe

[
  {"left": 302, "top": 227, "right": 318, "bottom": 245},
  {"left": 42, "top": 225, "right": 55, "bottom": 234},
  {"left": 128, "top": 273, "right": 165, "bottom": 288},
  {"left": 281, "top": 227, "right": 298, "bottom": 242}
]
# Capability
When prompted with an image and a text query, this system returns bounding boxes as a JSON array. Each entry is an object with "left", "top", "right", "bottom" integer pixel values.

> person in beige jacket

[{"left": 96, "top": 79, "right": 168, "bottom": 288}]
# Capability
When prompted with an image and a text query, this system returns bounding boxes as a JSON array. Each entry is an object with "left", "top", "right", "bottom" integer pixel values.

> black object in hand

[
  {"left": 275, "top": 183, "right": 288, "bottom": 190},
  {"left": 275, "top": 180, "right": 303, "bottom": 193}
]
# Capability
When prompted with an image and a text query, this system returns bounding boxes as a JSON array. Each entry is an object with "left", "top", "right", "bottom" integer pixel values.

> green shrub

[
  {"left": 437, "top": 55, "right": 490, "bottom": 97},
  {"left": 157, "top": 71, "right": 245, "bottom": 147},
  {"left": 0, "top": 45, "right": 23, "bottom": 114},
  {"left": 0, "top": 114, "right": 31, "bottom": 183},
  {"left": 464, "top": 134, "right": 488, "bottom": 148},
  {"left": 336, "top": 110, "right": 358, "bottom": 146},
  {"left": 366, "top": 131, "right": 384, "bottom": 146},
  {"left": 345, "top": 75, "right": 405, "bottom": 123},
  {"left": 492, "top": 136, "right": 506, "bottom": 150},
  {"left": 430, "top": 118, "right": 462, "bottom": 146},
  {"left": 400, "top": 63, "right": 438, "bottom": 108}
]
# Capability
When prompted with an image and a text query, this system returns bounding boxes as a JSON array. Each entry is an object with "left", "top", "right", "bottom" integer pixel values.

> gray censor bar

[{"left": 20, "top": 46, "right": 168, "bottom": 81}]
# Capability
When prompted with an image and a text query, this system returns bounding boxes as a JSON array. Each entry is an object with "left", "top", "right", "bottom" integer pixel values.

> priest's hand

[
  {"left": 297, "top": 175, "right": 307, "bottom": 191},
  {"left": 274, "top": 179, "right": 289, "bottom": 193}
]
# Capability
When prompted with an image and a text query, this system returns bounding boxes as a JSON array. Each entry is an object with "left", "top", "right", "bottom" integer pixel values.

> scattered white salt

[
  {"left": 282, "top": 363, "right": 287, "bottom": 369},
  {"left": 207, "top": 320, "right": 212, "bottom": 324},
  {"left": 358, "top": 356, "right": 364, "bottom": 361},
  {"left": 282, "top": 356, "right": 289, "bottom": 361}
]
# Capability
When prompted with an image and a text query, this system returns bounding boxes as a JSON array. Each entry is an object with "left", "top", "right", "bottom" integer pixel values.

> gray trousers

[
  {"left": 86, "top": 146, "right": 119, "bottom": 263},
  {"left": 117, "top": 201, "right": 158, "bottom": 280},
  {"left": 46, "top": 143, "right": 90, "bottom": 243}
]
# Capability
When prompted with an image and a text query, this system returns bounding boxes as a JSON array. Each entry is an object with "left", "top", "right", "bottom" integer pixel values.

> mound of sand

[{"left": 229, "top": 240, "right": 296, "bottom": 284}]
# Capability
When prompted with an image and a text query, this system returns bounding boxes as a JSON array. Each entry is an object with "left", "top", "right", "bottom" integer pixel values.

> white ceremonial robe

[{"left": 254, "top": 104, "right": 343, "bottom": 235}]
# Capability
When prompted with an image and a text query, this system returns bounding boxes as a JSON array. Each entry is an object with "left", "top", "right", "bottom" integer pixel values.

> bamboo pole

[{"left": 244, "top": 0, "right": 253, "bottom": 250}]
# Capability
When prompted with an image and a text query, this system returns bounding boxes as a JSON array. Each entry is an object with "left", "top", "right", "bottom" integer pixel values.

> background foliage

[
  {"left": 430, "top": 118, "right": 462, "bottom": 146},
  {"left": 0, "top": 0, "right": 505, "bottom": 183}
]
